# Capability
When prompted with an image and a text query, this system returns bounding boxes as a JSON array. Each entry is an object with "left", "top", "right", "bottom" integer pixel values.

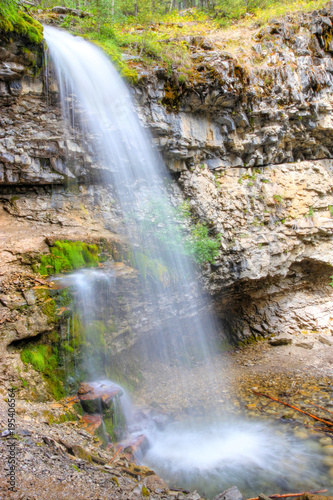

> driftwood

[
  {"left": 304, "top": 424, "right": 333, "bottom": 434},
  {"left": 308, "top": 402, "right": 333, "bottom": 416},
  {"left": 252, "top": 391, "right": 333, "bottom": 427},
  {"left": 246, "top": 489, "right": 328, "bottom": 500},
  {"left": 108, "top": 446, "right": 121, "bottom": 464}
]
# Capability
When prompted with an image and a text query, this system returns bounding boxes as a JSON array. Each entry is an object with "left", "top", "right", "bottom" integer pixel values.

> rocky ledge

[
  {"left": 0, "top": 4, "right": 332, "bottom": 373},
  {"left": 131, "top": 4, "right": 333, "bottom": 342}
]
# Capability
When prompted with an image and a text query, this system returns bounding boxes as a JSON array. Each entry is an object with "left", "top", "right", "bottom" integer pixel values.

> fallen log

[
  {"left": 307, "top": 402, "right": 333, "bottom": 417},
  {"left": 252, "top": 391, "right": 333, "bottom": 427},
  {"left": 246, "top": 489, "right": 327, "bottom": 500}
]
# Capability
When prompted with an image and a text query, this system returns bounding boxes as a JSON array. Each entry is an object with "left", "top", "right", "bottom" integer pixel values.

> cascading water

[
  {"left": 44, "top": 25, "right": 219, "bottom": 383},
  {"left": 44, "top": 27, "right": 330, "bottom": 498}
]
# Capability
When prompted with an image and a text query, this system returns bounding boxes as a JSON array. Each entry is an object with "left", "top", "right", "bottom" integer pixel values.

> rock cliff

[
  {"left": 0, "top": 5, "right": 333, "bottom": 397},
  {"left": 133, "top": 5, "right": 333, "bottom": 341}
]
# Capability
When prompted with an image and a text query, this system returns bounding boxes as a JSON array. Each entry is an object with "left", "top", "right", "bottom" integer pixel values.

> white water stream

[{"left": 44, "top": 27, "right": 329, "bottom": 499}]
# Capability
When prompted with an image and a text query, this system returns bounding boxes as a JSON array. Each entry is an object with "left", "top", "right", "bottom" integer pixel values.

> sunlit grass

[
  {"left": 240, "top": 0, "right": 328, "bottom": 27},
  {"left": 37, "top": 0, "right": 329, "bottom": 79}
]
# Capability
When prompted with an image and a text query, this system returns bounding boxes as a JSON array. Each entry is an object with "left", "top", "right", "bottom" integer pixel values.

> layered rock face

[
  {"left": 1, "top": 4, "right": 333, "bottom": 379},
  {"left": 134, "top": 6, "right": 333, "bottom": 340},
  {"left": 0, "top": 32, "right": 125, "bottom": 394}
]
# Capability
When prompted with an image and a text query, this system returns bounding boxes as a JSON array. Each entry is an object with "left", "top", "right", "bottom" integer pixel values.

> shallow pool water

[{"left": 142, "top": 417, "right": 330, "bottom": 499}]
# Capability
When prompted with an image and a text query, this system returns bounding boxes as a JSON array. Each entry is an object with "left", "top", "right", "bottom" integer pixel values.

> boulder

[
  {"left": 78, "top": 381, "right": 123, "bottom": 413},
  {"left": 295, "top": 342, "right": 314, "bottom": 350},
  {"left": 213, "top": 486, "right": 243, "bottom": 500},
  {"left": 269, "top": 338, "right": 293, "bottom": 346}
]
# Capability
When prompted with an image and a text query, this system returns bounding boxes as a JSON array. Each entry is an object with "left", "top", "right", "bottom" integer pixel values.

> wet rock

[
  {"left": 323, "top": 445, "right": 333, "bottom": 456},
  {"left": 143, "top": 474, "right": 168, "bottom": 493},
  {"left": 298, "top": 494, "right": 333, "bottom": 500},
  {"left": 120, "top": 462, "right": 155, "bottom": 479},
  {"left": 323, "top": 455, "right": 333, "bottom": 467},
  {"left": 78, "top": 381, "right": 123, "bottom": 413},
  {"left": 185, "top": 492, "right": 202, "bottom": 500},
  {"left": 120, "top": 434, "right": 149, "bottom": 459},
  {"left": 293, "top": 430, "right": 309, "bottom": 440},
  {"left": 259, "top": 495, "right": 271, "bottom": 500},
  {"left": 320, "top": 437, "right": 333, "bottom": 446},
  {"left": 81, "top": 414, "right": 103, "bottom": 435},
  {"left": 213, "top": 486, "right": 243, "bottom": 500}
]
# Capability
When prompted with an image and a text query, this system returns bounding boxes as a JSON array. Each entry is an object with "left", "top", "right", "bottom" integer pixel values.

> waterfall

[
  {"left": 44, "top": 25, "right": 219, "bottom": 394},
  {"left": 43, "top": 27, "right": 326, "bottom": 499}
]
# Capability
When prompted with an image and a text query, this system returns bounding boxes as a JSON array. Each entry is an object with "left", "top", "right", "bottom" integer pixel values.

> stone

[
  {"left": 23, "top": 289, "right": 36, "bottom": 306},
  {"left": 259, "top": 495, "right": 272, "bottom": 500},
  {"left": 213, "top": 486, "right": 243, "bottom": 500},
  {"left": 143, "top": 474, "right": 168, "bottom": 493},
  {"left": 295, "top": 342, "right": 314, "bottom": 350},
  {"left": 51, "top": 6, "right": 91, "bottom": 17},
  {"left": 298, "top": 494, "right": 333, "bottom": 500},
  {"left": 78, "top": 381, "right": 123, "bottom": 413},
  {"left": 323, "top": 445, "right": 333, "bottom": 456},
  {"left": 81, "top": 414, "right": 103, "bottom": 435},
  {"left": 320, "top": 437, "right": 333, "bottom": 446},
  {"left": 269, "top": 338, "right": 293, "bottom": 346},
  {"left": 318, "top": 335, "right": 333, "bottom": 346},
  {"left": 323, "top": 455, "right": 333, "bottom": 467},
  {"left": 293, "top": 430, "right": 309, "bottom": 440}
]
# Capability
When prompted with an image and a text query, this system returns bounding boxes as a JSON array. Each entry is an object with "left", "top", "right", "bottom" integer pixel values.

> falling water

[
  {"left": 44, "top": 25, "right": 219, "bottom": 391},
  {"left": 44, "top": 27, "right": 330, "bottom": 498}
]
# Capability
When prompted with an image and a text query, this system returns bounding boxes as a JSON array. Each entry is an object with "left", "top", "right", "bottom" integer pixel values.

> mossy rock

[
  {"left": 0, "top": 4, "right": 43, "bottom": 45},
  {"left": 34, "top": 240, "right": 100, "bottom": 276},
  {"left": 20, "top": 343, "right": 66, "bottom": 400}
]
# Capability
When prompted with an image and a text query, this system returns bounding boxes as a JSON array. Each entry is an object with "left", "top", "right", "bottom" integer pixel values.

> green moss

[
  {"left": 142, "top": 485, "right": 150, "bottom": 497},
  {"left": 111, "top": 477, "right": 119, "bottom": 487},
  {"left": 21, "top": 344, "right": 54, "bottom": 372},
  {"left": 79, "top": 320, "right": 108, "bottom": 378},
  {"left": 35, "top": 240, "right": 100, "bottom": 276},
  {"left": 57, "top": 409, "right": 78, "bottom": 423},
  {"left": 128, "top": 249, "right": 170, "bottom": 284},
  {"left": 59, "top": 16, "right": 137, "bottom": 83},
  {"left": 41, "top": 299, "right": 56, "bottom": 321},
  {"left": 21, "top": 344, "right": 65, "bottom": 400},
  {"left": 162, "top": 82, "right": 181, "bottom": 111},
  {"left": 103, "top": 414, "right": 115, "bottom": 441},
  {"left": 0, "top": 2, "right": 43, "bottom": 44}
]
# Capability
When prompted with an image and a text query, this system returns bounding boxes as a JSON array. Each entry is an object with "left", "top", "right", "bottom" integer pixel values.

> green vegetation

[
  {"left": 306, "top": 206, "right": 314, "bottom": 217},
  {"left": 0, "top": 0, "right": 43, "bottom": 43},
  {"left": 127, "top": 198, "right": 221, "bottom": 274},
  {"left": 79, "top": 320, "right": 107, "bottom": 378},
  {"left": 128, "top": 249, "right": 170, "bottom": 285},
  {"left": 102, "top": 399, "right": 126, "bottom": 442},
  {"left": 21, "top": 344, "right": 65, "bottom": 399},
  {"left": 273, "top": 194, "right": 283, "bottom": 204},
  {"left": 34, "top": 240, "right": 100, "bottom": 276},
  {"left": 185, "top": 222, "right": 221, "bottom": 264},
  {"left": 31, "top": 0, "right": 327, "bottom": 82}
]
